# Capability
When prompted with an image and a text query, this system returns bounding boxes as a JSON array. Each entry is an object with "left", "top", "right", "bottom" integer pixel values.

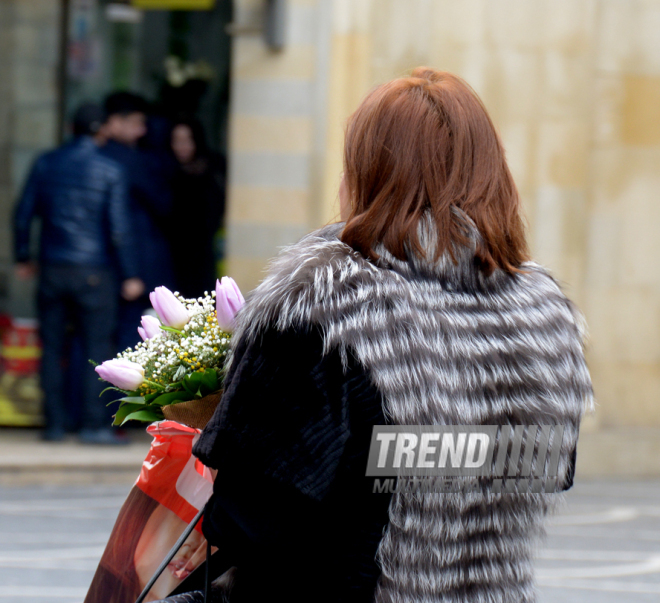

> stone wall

[
  {"left": 225, "top": 0, "right": 333, "bottom": 293},
  {"left": 0, "top": 0, "right": 62, "bottom": 317},
  {"left": 311, "top": 0, "right": 660, "bottom": 432},
  {"left": 213, "top": 0, "right": 660, "bottom": 438}
]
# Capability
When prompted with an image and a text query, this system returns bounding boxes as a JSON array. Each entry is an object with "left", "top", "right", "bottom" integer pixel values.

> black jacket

[
  {"left": 13, "top": 136, "right": 138, "bottom": 280},
  {"left": 191, "top": 324, "right": 393, "bottom": 603},
  {"left": 168, "top": 155, "right": 225, "bottom": 298},
  {"left": 100, "top": 140, "right": 176, "bottom": 291}
]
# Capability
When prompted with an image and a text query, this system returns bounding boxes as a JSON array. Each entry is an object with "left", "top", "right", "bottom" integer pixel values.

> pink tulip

[
  {"left": 138, "top": 315, "right": 161, "bottom": 341},
  {"left": 216, "top": 277, "right": 245, "bottom": 332},
  {"left": 149, "top": 286, "right": 189, "bottom": 329},
  {"left": 95, "top": 358, "right": 145, "bottom": 391}
]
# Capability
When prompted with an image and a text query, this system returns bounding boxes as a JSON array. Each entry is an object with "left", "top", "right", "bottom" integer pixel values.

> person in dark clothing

[
  {"left": 154, "top": 69, "right": 591, "bottom": 603},
  {"left": 169, "top": 117, "right": 226, "bottom": 298},
  {"left": 13, "top": 103, "right": 145, "bottom": 443},
  {"left": 100, "top": 92, "right": 176, "bottom": 352},
  {"left": 175, "top": 325, "right": 393, "bottom": 603}
]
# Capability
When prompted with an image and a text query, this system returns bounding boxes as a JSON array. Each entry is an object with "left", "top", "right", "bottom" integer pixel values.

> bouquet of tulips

[{"left": 94, "top": 277, "right": 244, "bottom": 426}]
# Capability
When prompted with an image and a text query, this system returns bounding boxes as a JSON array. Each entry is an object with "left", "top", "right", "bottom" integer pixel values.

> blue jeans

[{"left": 37, "top": 264, "right": 119, "bottom": 431}]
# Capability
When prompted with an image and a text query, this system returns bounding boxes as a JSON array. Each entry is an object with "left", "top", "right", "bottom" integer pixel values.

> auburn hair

[{"left": 340, "top": 67, "right": 529, "bottom": 275}]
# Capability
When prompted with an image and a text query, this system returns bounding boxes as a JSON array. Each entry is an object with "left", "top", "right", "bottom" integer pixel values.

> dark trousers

[{"left": 37, "top": 264, "right": 119, "bottom": 431}]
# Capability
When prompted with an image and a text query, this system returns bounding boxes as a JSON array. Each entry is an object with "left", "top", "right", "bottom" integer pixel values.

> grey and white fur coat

[{"left": 224, "top": 209, "right": 594, "bottom": 603}]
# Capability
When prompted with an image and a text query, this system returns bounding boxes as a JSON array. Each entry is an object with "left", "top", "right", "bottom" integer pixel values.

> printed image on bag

[{"left": 85, "top": 421, "right": 216, "bottom": 603}]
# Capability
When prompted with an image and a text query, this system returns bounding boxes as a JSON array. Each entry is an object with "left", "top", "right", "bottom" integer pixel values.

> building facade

[{"left": 1, "top": 0, "right": 659, "bottom": 472}]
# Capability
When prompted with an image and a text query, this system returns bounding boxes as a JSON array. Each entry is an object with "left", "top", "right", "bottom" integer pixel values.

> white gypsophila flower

[{"left": 117, "top": 290, "right": 232, "bottom": 395}]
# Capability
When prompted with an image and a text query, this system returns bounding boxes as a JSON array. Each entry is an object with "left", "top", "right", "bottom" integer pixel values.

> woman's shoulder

[
  {"left": 513, "top": 260, "right": 589, "bottom": 347},
  {"left": 230, "top": 222, "right": 376, "bottom": 349}
]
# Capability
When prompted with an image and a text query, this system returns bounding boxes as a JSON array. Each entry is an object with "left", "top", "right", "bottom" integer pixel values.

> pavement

[
  {"left": 0, "top": 477, "right": 659, "bottom": 603},
  {"left": 0, "top": 428, "right": 659, "bottom": 602},
  {"left": 3, "top": 422, "right": 660, "bottom": 487},
  {"left": 0, "top": 428, "right": 151, "bottom": 486}
]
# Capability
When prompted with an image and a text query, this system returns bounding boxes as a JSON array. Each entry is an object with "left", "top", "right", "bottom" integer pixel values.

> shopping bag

[{"left": 85, "top": 421, "right": 216, "bottom": 603}]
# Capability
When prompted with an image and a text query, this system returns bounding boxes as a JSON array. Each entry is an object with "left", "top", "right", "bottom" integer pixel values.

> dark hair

[
  {"left": 171, "top": 115, "right": 209, "bottom": 159},
  {"left": 72, "top": 102, "right": 106, "bottom": 137},
  {"left": 104, "top": 91, "right": 149, "bottom": 118},
  {"left": 340, "top": 67, "right": 529, "bottom": 276}
]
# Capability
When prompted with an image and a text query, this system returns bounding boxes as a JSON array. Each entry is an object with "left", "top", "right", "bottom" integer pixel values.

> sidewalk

[
  {"left": 0, "top": 428, "right": 152, "bottom": 486},
  {"left": 2, "top": 425, "right": 660, "bottom": 487}
]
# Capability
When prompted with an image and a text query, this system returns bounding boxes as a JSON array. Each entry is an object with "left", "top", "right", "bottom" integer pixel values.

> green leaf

[
  {"left": 121, "top": 408, "right": 163, "bottom": 425},
  {"left": 160, "top": 325, "right": 183, "bottom": 335},
  {"left": 119, "top": 396, "right": 146, "bottom": 403},
  {"left": 113, "top": 403, "right": 147, "bottom": 426},
  {"left": 200, "top": 369, "right": 219, "bottom": 395},
  {"left": 151, "top": 391, "right": 192, "bottom": 406},
  {"left": 100, "top": 386, "right": 131, "bottom": 396},
  {"left": 182, "top": 372, "right": 203, "bottom": 398}
]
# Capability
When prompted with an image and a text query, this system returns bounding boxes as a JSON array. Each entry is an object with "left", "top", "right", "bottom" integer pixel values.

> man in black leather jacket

[{"left": 13, "top": 103, "right": 145, "bottom": 443}]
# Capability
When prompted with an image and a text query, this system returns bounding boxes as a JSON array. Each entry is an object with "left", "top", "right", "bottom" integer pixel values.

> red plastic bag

[{"left": 85, "top": 421, "right": 215, "bottom": 603}]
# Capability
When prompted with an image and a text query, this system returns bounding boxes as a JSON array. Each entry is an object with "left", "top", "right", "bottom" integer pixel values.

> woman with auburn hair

[{"left": 155, "top": 68, "right": 593, "bottom": 603}]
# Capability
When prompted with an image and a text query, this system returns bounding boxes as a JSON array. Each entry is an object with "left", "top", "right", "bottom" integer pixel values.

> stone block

[
  {"left": 617, "top": 171, "right": 660, "bottom": 288},
  {"left": 584, "top": 210, "right": 621, "bottom": 288},
  {"left": 230, "top": 152, "right": 310, "bottom": 189},
  {"left": 15, "top": 0, "right": 59, "bottom": 23},
  {"left": 531, "top": 185, "right": 586, "bottom": 284},
  {"left": 14, "top": 107, "right": 58, "bottom": 149},
  {"left": 481, "top": 48, "right": 541, "bottom": 122},
  {"left": 596, "top": 0, "right": 635, "bottom": 74},
  {"left": 484, "top": 0, "right": 545, "bottom": 50},
  {"left": 620, "top": 74, "right": 660, "bottom": 146},
  {"left": 371, "top": 0, "right": 432, "bottom": 67},
  {"left": 597, "top": 0, "right": 660, "bottom": 75},
  {"left": 535, "top": 119, "right": 589, "bottom": 188},
  {"left": 229, "top": 185, "right": 309, "bottom": 225},
  {"left": 14, "top": 64, "right": 57, "bottom": 106},
  {"left": 592, "top": 74, "right": 624, "bottom": 146},
  {"left": 499, "top": 121, "right": 533, "bottom": 192},
  {"left": 226, "top": 221, "right": 309, "bottom": 259},
  {"left": 583, "top": 287, "right": 660, "bottom": 366},
  {"left": 575, "top": 427, "right": 660, "bottom": 477},
  {"left": 232, "top": 80, "right": 314, "bottom": 116},
  {"left": 431, "top": 0, "right": 486, "bottom": 47},
  {"left": 12, "top": 149, "right": 41, "bottom": 196},
  {"left": 588, "top": 361, "right": 660, "bottom": 428},
  {"left": 13, "top": 21, "right": 59, "bottom": 66},
  {"left": 540, "top": 50, "right": 593, "bottom": 119},
  {"left": 0, "top": 146, "right": 11, "bottom": 186},
  {"left": 590, "top": 147, "right": 660, "bottom": 210},
  {"left": 231, "top": 115, "right": 313, "bottom": 153},
  {"left": 0, "top": 186, "right": 12, "bottom": 262},
  {"left": 541, "top": 0, "right": 596, "bottom": 53},
  {"left": 233, "top": 38, "right": 316, "bottom": 80},
  {"left": 224, "top": 256, "right": 269, "bottom": 296}
]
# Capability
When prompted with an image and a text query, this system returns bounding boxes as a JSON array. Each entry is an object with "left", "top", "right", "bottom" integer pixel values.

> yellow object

[
  {"left": 0, "top": 373, "right": 44, "bottom": 427},
  {"left": 1, "top": 346, "right": 42, "bottom": 360},
  {"left": 131, "top": 0, "right": 216, "bottom": 9}
]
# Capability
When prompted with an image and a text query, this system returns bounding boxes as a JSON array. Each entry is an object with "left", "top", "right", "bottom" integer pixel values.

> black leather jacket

[{"left": 13, "top": 136, "right": 138, "bottom": 280}]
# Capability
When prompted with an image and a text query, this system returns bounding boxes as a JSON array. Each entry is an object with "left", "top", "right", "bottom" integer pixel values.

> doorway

[{"left": 63, "top": 0, "right": 232, "bottom": 155}]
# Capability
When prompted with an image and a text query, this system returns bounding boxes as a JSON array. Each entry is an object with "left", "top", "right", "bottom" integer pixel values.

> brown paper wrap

[{"left": 162, "top": 391, "right": 222, "bottom": 430}]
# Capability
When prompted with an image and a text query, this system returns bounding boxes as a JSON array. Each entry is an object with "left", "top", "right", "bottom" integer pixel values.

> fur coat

[{"left": 198, "top": 210, "right": 594, "bottom": 603}]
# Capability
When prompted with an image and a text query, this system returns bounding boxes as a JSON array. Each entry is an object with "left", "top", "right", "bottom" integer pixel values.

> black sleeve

[
  {"left": 187, "top": 325, "right": 391, "bottom": 603},
  {"left": 192, "top": 323, "right": 351, "bottom": 546},
  {"left": 13, "top": 156, "right": 43, "bottom": 263},
  {"left": 106, "top": 165, "right": 139, "bottom": 280}
]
